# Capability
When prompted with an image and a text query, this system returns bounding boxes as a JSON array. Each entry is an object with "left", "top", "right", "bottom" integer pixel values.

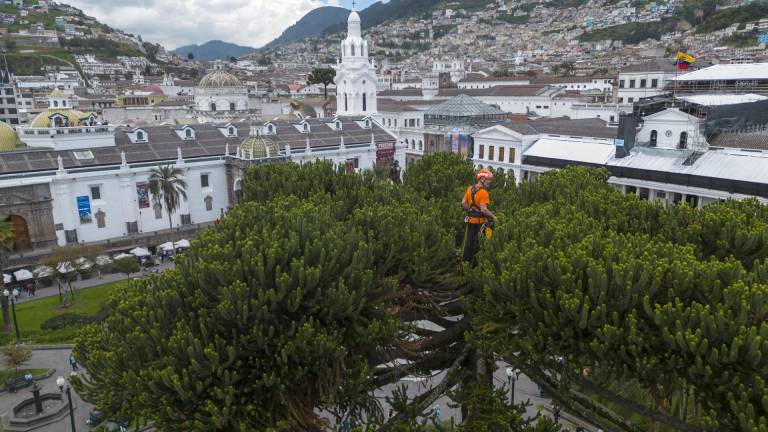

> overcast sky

[{"left": 64, "top": 0, "right": 380, "bottom": 50}]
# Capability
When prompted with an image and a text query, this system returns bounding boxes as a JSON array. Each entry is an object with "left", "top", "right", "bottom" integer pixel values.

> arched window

[
  {"left": 268, "top": 124, "right": 274, "bottom": 134},
  {"left": 344, "top": 93, "right": 348, "bottom": 112},
  {"left": 53, "top": 100, "right": 58, "bottom": 107},
  {"left": 229, "top": 102, "right": 236, "bottom": 111},
  {"left": 362, "top": 93, "right": 367, "bottom": 112},
  {"left": 650, "top": 130, "right": 657, "bottom": 147},
  {"left": 351, "top": 43, "right": 355, "bottom": 56},
  {"left": 185, "top": 128, "right": 193, "bottom": 138},
  {"left": 228, "top": 126, "right": 235, "bottom": 136},
  {"left": 336, "top": 121, "right": 342, "bottom": 130},
  {"left": 418, "top": 140, "right": 423, "bottom": 150},
  {"left": 303, "top": 122, "right": 309, "bottom": 132},
  {"left": 137, "top": 131, "right": 144, "bottom": 141},
  {"left": 679, "top": 132, "right": 688, "bottom": 149},
  {"left": 62, "top": 100, "right": 67, "bottom": 107},
  {"left": 211, "top": 102, "right": 217, "bottom": 111}
]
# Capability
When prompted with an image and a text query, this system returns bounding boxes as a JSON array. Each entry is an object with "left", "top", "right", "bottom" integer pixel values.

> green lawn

[
  {"left": 0, "top": 368, "right": 48, "bottom": 383},
  {"left": 0, "top": 280, "right": 126, "bottom": 345}
]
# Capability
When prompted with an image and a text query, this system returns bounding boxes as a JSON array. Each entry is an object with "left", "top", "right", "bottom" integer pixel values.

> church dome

[
  {"left": 0, "top": 121, "right": 18, "bottom": 151},
  {"left": 30, "top": 108, "right": 89, "bottom": 128},
  {"left": 198, "top": 70, "right": 242, "bottom": 88},
  {"left": 239, "top": 134, "right": 279, "bottom": 159},
  {"left": 348, "top": 10, "right": 361, "bottom": 24}
]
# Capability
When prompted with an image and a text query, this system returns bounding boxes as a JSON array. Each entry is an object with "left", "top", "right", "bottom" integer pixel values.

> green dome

[
  {"left": 30, "top": 109, "right": 89, "bottom": 128},
  {"left": 0, "top": 121, "right": 18, "bottom": 151},
  {"left": 239, "top": 135, "right": 278, "bottom": 159},
  {"left": 198, "top": 70, "right": 242, "bottom": 88}
]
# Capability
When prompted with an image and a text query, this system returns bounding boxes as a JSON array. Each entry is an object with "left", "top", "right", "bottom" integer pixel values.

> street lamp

[
  {"left": 505, "top": 367, "right": 520, "bottom": 405},
  {"left": 3, "top": 289, "right": 19, "bottom": 342},
  {"left": 57, "top": 374, "right": 77, "bottom": 432}
]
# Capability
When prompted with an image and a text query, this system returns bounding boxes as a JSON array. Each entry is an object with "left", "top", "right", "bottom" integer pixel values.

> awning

[
  {"left": 13, "top": 269, "right": 34, "bottom": 281},
  {"left": 2, "top": 274, "right": 10, "bottom": 284},
  {"left": 33, "top": 266, "right": 54, "bottom": 278},
  {"left": 57, "top": 262, "right": 76, "bottom": 274},
  {"left": 129, "top": 247, "right": 151, "bottom": 257},
  {"left": 158, "top": 242, "right": 175, "bottom": 252},
  {"left": 113, "top": 253, "right": 134, "bottom": 261},
  {"left": 175, "top": 239, "right": 191, "bottom": 248},
  {"left": 95, "top": 255, "right": 112, "bottom": 266},
  {"left": 75, "top": 257, "right": 93, "bottom": 270}
]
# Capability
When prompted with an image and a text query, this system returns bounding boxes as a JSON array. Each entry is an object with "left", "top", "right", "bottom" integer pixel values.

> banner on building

[
  {"left": 376, "top": 140, "right": 396, "bottom": 163},
  {"left": 459, "top": 134, "right": 471, "bottom": 158},
  {"left": 451, "top": 129, "right": 460, "bottom": 154},
  {"left": 136, "top": 181, "right": 150, "bottom": 209},
  {"left": 76, "top": 195, "right": 92, "bottom": 224}
]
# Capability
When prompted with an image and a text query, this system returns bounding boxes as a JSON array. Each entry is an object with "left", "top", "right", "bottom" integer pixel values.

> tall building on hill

[{"left": 334, "top": 10, "right": 378, "bottom": 116}]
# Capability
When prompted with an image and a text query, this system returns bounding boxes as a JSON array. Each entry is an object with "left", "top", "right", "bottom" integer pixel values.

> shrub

[{"left": 40, "top": 307, "right": 108, "bottom": 331}]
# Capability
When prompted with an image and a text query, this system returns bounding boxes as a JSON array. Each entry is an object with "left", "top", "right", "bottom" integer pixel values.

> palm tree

[
  {"left": 0, "top": 217, "right": 14, "bottom": 332},
  {"left": 148, "top": 166, "right": 187, "bottom": 256}
]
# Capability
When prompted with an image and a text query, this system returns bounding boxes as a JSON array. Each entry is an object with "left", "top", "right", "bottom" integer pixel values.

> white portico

[{"left": 334, "top": 10, "right": 378, "bottom": 116}]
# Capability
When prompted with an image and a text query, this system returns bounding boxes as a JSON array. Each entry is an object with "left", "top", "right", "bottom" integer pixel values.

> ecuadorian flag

[{"left": 677, "top": 51, "right": 696, "bottom": 70}]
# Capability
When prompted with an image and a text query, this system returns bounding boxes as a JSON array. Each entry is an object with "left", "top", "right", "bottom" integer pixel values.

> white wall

[
  {"left": 617, "top": 71, "right": 673, "bottom": 103},
  {"left": 48, "top": 159, "right": 227, "bottom": 246},
  {"left": 636, "top": 109, "right": 705, "bottom": 150}
]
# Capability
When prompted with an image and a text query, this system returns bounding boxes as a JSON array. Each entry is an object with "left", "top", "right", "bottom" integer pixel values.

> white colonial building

[
  {"left": 474, "top": 94, "right": 768, "bottom": 208},
  {"left": 334, "top": 10, "right": 378, "bottom": 116},
  {"left": 0, "top": 116, "right": 399, "bottom": 260},
  {"left": 617, "top": 58, "right": 678, "bottom": 104}
]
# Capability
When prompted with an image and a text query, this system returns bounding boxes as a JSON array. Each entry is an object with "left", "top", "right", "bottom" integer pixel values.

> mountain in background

[
  {"left": 263, "top": 6, "right": 350, "bottom": 49},
  {"left": 173, "top": 40, "right": 256, "bottom": 60},
  {"left": 323, "top": 0, "right": 445, "bottom": 34}
]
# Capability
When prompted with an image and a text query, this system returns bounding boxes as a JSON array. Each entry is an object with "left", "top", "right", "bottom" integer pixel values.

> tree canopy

[
  {"left": 74, "top": 155, "right": 768, "bottom": 431},
  {"left": 307, "top": 67, "right": 336, "bottom": 100}
]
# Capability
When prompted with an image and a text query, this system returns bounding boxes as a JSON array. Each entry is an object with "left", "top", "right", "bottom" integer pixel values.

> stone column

[
  {"left": 53, "top": 179, "right": 74, "bottom": 246},
  {"left": 118, "top": 175, "right": 137, "bottom": 236}
]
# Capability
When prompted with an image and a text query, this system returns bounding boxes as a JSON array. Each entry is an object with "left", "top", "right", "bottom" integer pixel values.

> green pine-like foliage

[{"left": 74, "top": 156, "right": 768, "bottom": 431}]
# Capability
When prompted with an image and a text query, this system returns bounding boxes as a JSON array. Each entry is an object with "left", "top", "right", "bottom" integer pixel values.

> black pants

[{"left": 462, "top": 223, "right": 482, "bottom": 265}]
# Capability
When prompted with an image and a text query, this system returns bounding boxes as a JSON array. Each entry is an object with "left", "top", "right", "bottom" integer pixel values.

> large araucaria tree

[{"left": 75, "top": 155, "right": 768, "bottom": 432}]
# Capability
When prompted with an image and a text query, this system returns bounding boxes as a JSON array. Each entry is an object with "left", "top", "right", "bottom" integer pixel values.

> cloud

[{"left": 65, "top": 0, "right": 340, "bottom": 49}]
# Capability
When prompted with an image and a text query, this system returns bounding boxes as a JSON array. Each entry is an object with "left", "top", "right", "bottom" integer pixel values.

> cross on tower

[{"left": 352, "top": 0, "right": 356, "bottom": 10}]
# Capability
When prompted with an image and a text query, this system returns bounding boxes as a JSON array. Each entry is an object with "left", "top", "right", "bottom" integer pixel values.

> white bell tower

[{"left": 334, "top": 9, "right": 377, "bottom": 116}]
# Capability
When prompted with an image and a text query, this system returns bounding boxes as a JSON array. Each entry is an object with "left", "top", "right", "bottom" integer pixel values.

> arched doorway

[{"left": 6, "top": 215, "right": 31, "bottom": 251}]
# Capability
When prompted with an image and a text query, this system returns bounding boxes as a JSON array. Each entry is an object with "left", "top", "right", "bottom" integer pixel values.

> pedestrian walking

[
  {"left": 432, "top": 404, "right": 441, "bottom": 423},
  {"left": 69, "top": 353, "right": 79, "bottom": 371},
  {"left": 341, "top": 417, "right": 350, "bottom": 432},
  {"left": 553, "top": 406, "right": 561, "bottom": 424}
]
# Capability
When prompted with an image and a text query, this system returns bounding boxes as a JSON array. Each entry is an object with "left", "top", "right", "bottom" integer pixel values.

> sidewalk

[{"left": 12, "top": 262, "right": 175, "bottom": 305}]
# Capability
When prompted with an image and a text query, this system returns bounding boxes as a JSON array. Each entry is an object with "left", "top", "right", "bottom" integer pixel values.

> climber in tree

[{"left": 461, "top": 168, "right": 497, "bottom": 265}]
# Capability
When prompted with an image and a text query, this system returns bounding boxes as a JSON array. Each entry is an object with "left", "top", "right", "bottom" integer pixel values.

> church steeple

[{"left": 334, "top": 9, "right": 377, "bottom": 116}]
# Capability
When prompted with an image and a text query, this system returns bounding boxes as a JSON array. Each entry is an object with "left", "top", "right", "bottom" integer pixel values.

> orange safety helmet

[{"left": 476, "top": 169, "right": 494, "bottom": 180}]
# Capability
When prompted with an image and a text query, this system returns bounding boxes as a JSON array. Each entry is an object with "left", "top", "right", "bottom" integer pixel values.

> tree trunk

[
  {"left": 1, "top": 255, "right": 10, "bottom": 331},
  {"left": 167, "top": 211, "right": 175, "bottom": 259},
  {"left": 0, "top": 291, "right": 9, "bottom": 333},
  {"left": 323, "top": 84, "right": 328, "bottom": 100}
]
